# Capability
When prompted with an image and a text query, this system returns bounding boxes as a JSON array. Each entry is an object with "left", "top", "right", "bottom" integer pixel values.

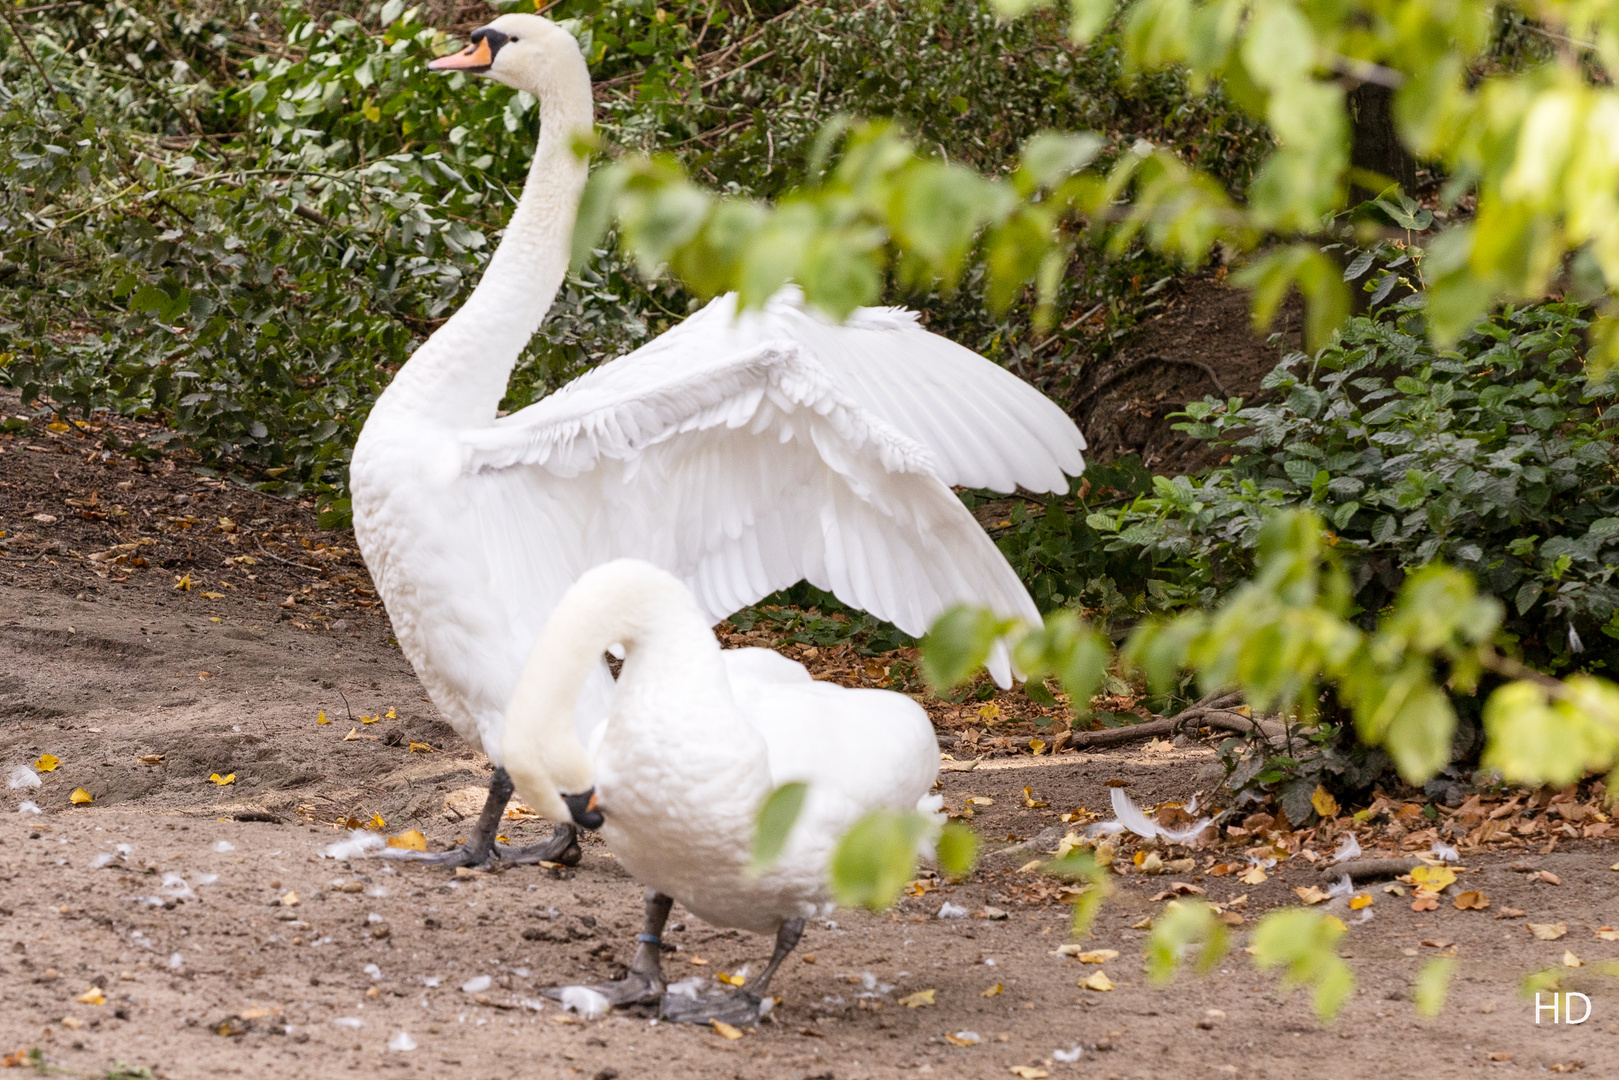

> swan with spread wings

[{"left": 350, "top": 13, "right": 1085, "bottom": 868}]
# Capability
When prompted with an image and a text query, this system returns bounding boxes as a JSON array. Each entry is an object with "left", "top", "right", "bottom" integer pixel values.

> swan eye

[{"left": 509, "top": 35, "right": 519, "bottom": 41}]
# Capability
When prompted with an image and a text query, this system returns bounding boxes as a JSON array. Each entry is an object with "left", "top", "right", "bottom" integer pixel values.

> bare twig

[
  {"left": 0, "top": 4, "right": 57, "bottom": 94},
  {"left": 1319, "top": 857, "right": 1425, "bottom": 883},
  {"left": 1066, "top": 692, "right": 1285, "bottom": 750}
]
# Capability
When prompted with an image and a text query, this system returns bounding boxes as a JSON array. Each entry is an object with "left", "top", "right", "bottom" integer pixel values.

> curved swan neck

[
  {"left": 376, "top": 52, "right": 594, "bottom": 426},
  {"left": 502, "top": 561, "right": 724, "bottom": 819}
]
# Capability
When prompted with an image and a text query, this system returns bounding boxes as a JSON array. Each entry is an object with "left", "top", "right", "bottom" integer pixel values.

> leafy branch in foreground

[
  {"left": 586, "top": 0, "right": 1619, "bottom": 367},
  {"left": 925, "top": 508, "right": 1619, "bottom": 792}
]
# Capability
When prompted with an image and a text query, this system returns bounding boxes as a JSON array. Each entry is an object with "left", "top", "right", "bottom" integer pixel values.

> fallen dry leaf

[
  {"left": 342, "top": 727, "right": 360, "bottom": 741},
  {"left": 1563, "top": 951, "right": 1583, "bottom": 968},
  {"left": 1009, "top": 1068, "right": 1049, "bottom": 1079},
  {"left": 1023, "top": 786, "right": 1047, "bottom": 808},
  {"left": 387, "top": 830, "right": 427, "bottom": 852},
  {"left": 316, "top": 710, "right": 330, "bottom": 726},
  {"left": 1595, "top": 927, "right": 1619, "bottom": 941},
  {"left": 137, "top": 754, "right": 164, "bottom": 765},
  {"left": 1420, "top": 938, "right": 1453, "bottom": 949},
  {"left": 69, "top": 788, "right": 92, "bottom": 805},
  {"left": 978, "top": 703, "right": 1001, "bottom": 723},
  {"left": 35, "top": 753, "right": 59, "bottom": 773},
  {"left": 943, "top": 1031, "right": 980, "bottom": 1046},
  {"left": 59, "top": 1017, "right": 83, "bottom": 1030},
  {"left": 200, "top": 591, "right": 225, "bottom": 600},
  {"left": 1453, "top": 891, "right": 1490, "bottom": 910},
  {"left": 1311, "top": 785, "right": 1339, "bottom": 818},
  {"left": 1349, "top": 894, "right": 1374, "bottom": 911},
  {"left": 1496, "top": 907, "right": 1526, "bottom": 919},
  {"left": 898, "top": 989, "right": 936, "bottom": 1008},
  {"left": 385, "top": 708, "right": 397, "bottom": 719},
  {"left": 717, "top": 972, "right": 745, "bottom": 987},
  {"left": 980, "top": 983, "right": 1003, "bottom": 998},
  {"left": 74, "top": 987, "right": 104, "bottom": 1006},
  {"left": 209, "top": 773, "right": 235, "bottom": 786},
  {"left": 1079, "top": 971, "right": 1113, "bottom": 992},
  {"left": 1411, "top": 894, "right": 1439, "bottom": 912},
  {"left": 711, "top": 1020, "right": 743, "bottom": 1040},
  {"left": 1535, "top": 870, "right": 1563, "bottom": 886},
  {"left": 407, "top": 741, "right": 434, "bottom": 754},
  {"left": 966, "top": 796, "right": 994, "bottom": 807},
  {"left": 1239, "top": 866, "right": 1268, "bottom": 885},
  {"left": 1529, "top": 922, "right": 1568, "bottom": 941},
  {"left": 280, "top": 891, "right": 300, "bottom": 908},
  {"left": 1028, "top": 739, "right": 1046, "bottom": 755},
  {"left": 1487, "top": 1052, "right": 1512, "bottom": 1062},
  {"left": 361, "top": 714, "right": 379, "bottom": 725},
  {"left": 1293, "top": 886, "right": 1331, "bottom": 905},
  {"left": 1409, "top": 865, "right": 1457, "bottom": 892},
  {"left": 1075, "top": 949, "right": 1118, "bottom": 964},
  {"left": 173, "top": 573, "right": 193, "bottom": 591},
  {"left": 687, "top": 957, "right": 709, "bottom": 966},
  {"left": 369, "top": 813, "right": 385, "bottom": 829}
]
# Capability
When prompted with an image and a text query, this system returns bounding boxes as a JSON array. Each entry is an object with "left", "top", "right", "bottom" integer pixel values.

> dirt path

[{"left": 3, "top": 399, "right": 1619, "bottom": 1079}]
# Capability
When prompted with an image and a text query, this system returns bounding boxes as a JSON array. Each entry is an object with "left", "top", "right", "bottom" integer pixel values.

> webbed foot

[
  {"left": 658, "top": 987, "right": 768, "bottom": 1025},
  {"left": 542, "top": 971, "right": 664, "bottom": 1009}
]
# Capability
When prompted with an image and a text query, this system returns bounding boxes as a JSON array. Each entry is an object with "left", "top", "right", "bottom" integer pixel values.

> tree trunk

[{"left": 1348, "top": 83, "right": 1417, "bottom": 201}]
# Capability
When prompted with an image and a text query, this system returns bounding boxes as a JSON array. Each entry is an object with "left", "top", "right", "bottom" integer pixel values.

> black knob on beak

[{"left": 562, "top": 788, "right": 603, "bottom": 830}]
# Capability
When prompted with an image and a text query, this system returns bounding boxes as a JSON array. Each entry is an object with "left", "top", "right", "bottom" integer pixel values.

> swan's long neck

[
  {"left": 375, "top": 63, "right": 593, "bottom": 426},
  {"left": 501, "top": 561, "right": 728, "bottom": 821}
]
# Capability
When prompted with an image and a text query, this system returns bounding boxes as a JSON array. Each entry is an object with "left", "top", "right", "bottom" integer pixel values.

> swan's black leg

[
  {"left": 379, "top": 767, "right": 579, "bottom": 869},
  {"left": 544, "top": 890, "right": 672, "bottom": 1007},
  {"left": 659, "top": 916, "right": 805, "bottom": 1025}
]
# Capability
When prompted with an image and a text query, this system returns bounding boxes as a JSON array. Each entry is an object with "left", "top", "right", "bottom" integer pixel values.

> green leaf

[
  {"left": 1045, "top": 849, "right": 1111, "bottom": 937},
  {"left": 1067, "top": 0, "right": 1117, "bottom": 44},
  {"left": 829, "top": 809, "right": 930, "bottom": 910},
  {"left": 751, "top": 781, "right": 809, "bottom": 870},
  {"left": 1414, "top": 956, "right": 1454, "bottom": 1018},
  {"left": 1145, "top": 900, "right": 1228, "bottom": 985},
  {"left": 1250, "top": 908, "right": 1355, "bottom": 1022},
  {"left": 1020, "top": 132, "right": 1104, "bottom": 188},
  {"left": 936, "top": 821, "right": 979, "bottom": 878},
  {"left": 921, "top": 605, "right": 1019, "bottom": 690}
]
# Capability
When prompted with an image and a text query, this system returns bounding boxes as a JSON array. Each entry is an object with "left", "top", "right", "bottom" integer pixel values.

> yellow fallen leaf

[
  {"left": 1349, "top": 894, "right": 1374, "bottom": 911},
  {"left": 1528, "top": 922, "right": 1568, "bottom": 941},
  {"left": 716, "top": 972, "right": 745, "bottom": 987},
  {"left": 1409, "top": 865, "right": 1457, "bottom": 892},
  {"left": 238, "top": 1007, "right": 277, "bottom": 1020},
  {"left": 1562, "top": 951, "right": 1583, "bottom": 968},
  {"left": 387, "top": 830, "right": 427, "bottom": 852},
  {"left": 977, "top": 703, "right": 1001, "bottom": 723},
  {"left": 1028, "top": 739, "right": 1046, "bottom": 756},
  {"left": 137, "top": 754, "right": 164, "bottom": 765},
  {"left": 342, "top": 727, "right": 360, "bottom": 741},
  {"left": 1293, "top": 886, "right": 1330, "bottom": 905},
  {"left": 280, "top": 891, "right": 300, "bottom": 907},
  {"left": 1018, "top": 859, "right": 1043, "bottom": 873},
  {"left": 59, "top": 1017, "right": 83, "bottom": 1030},
  {"left": 1311, "top": 785, "right": 1339, "bottom": 818},
  {"left": 408, "top": 741, "right": 433, "bottom": 753},
  {"left": 687, "top": 957, "right": 709, "bottom": 966},
  {"left": 1010, "top": 1069, "right": 1050, "bottom": 1079},
  {"left": 1453, "top": 891, "right": 1490, "bottom": 910},
  {"left": 711, "top": 1020, "right": 743, "bottom": 1040},
  {"left": 966, "top": 796, "right": 994, "bottom": 807},
  {"left": 47, "top": 420, "right": 70, "bottom": 433},
  {"left": 36, "top": 753, "right": 60, "bottom": 773},
  {"left": 1056, "top": 947, "right": 1117, "bottom": 964},
  {"left": 200, "top": 592, "right": 225, "bottom": 600},
  {"left": 1131, "top": 916, "right": 1153, "bottom": 930},
  {"left": 1239, "top": 866, "right": 1268, "bottom": 885},
  {"left": 980, "top": 983, "right": 1003, "bottom": 997},
  {"left": 944, "top": 1032, "right": 980, "bottom": 1046},
  {"left": 173, "top": 574, "right": 193, "bottom": 591},
  {"left": 898, "top": 989, "right": 936, "bottom": 1008},
  {"left": 385, "top": 707, "right": 397, "bottom": 719},
  {"left": 361, "top": 714, "right": 378, "bottom": 724},
  {"left": 209, "top": 773, "right": 236, "bottom": 786},
  {"left": 316, "top": 709, "right": 330, "bottom": 726},
  {"left": 1596, "top": 927, "right": 1619, "bottom": 941},
  {"left": 70, "top": 788, "right": 92, "bottom": 805},
  {"left": 74, "top": 987, "right": 104, "bottom": 1006},
  {"left": 1023, "top": 785, "right": 1047, "bottom": 808},
  {"left": 1080, "top": 971, "right": 1113, "bottom": 992},
  {"left": 1323, "top": 914, "right": 1347, "bottom": 932},
  {"left": 369, "top": 813, "right": 385, "bottom": 829}
]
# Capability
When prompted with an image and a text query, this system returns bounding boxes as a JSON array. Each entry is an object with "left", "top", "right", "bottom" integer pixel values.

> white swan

[
  {"left": 350, "top": 13, "right": 1084, "bottom": 867},
  {"left": 503, "top": 558, "right": 940, "bottom": 1020}
]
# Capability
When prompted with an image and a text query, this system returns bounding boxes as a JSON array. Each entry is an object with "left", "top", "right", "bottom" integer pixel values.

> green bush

[{"left": 1005, "top": 301, "right": 1619, "bottom": 674}]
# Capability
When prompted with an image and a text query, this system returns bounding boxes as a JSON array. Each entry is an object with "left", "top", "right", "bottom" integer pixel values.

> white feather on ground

[{"left": 1107, "top": 787, "right": 1212, "bottom": 844}]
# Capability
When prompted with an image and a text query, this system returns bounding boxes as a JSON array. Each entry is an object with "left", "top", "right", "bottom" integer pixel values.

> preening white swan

[
  {"left": 350, "top": 13, "right": 1084, "bottom": 867},
  {"left": 503, "top": 559, "right": 940, "bottom": 1020}
]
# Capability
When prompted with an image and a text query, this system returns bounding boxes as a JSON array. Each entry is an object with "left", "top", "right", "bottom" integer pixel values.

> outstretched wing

[
  {"left": 607, "top": 288, "right": 1086, "bottom": 494},
  {"left": 457, "top": 337, "right": 1037, "bottom": 684}
]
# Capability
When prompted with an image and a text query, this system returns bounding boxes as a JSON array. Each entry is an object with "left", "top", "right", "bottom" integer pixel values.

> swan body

[
  {"left": 502, "top": 559, "right": 940, "bottom": 936},
  {"left": 350, "top": 15, "right": 1083, "bottom": 864}
]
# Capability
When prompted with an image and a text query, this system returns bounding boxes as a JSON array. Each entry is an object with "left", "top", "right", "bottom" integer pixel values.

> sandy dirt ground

[{"left": 3, "top": 396, "right": 1619, "bottom": 1079}]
